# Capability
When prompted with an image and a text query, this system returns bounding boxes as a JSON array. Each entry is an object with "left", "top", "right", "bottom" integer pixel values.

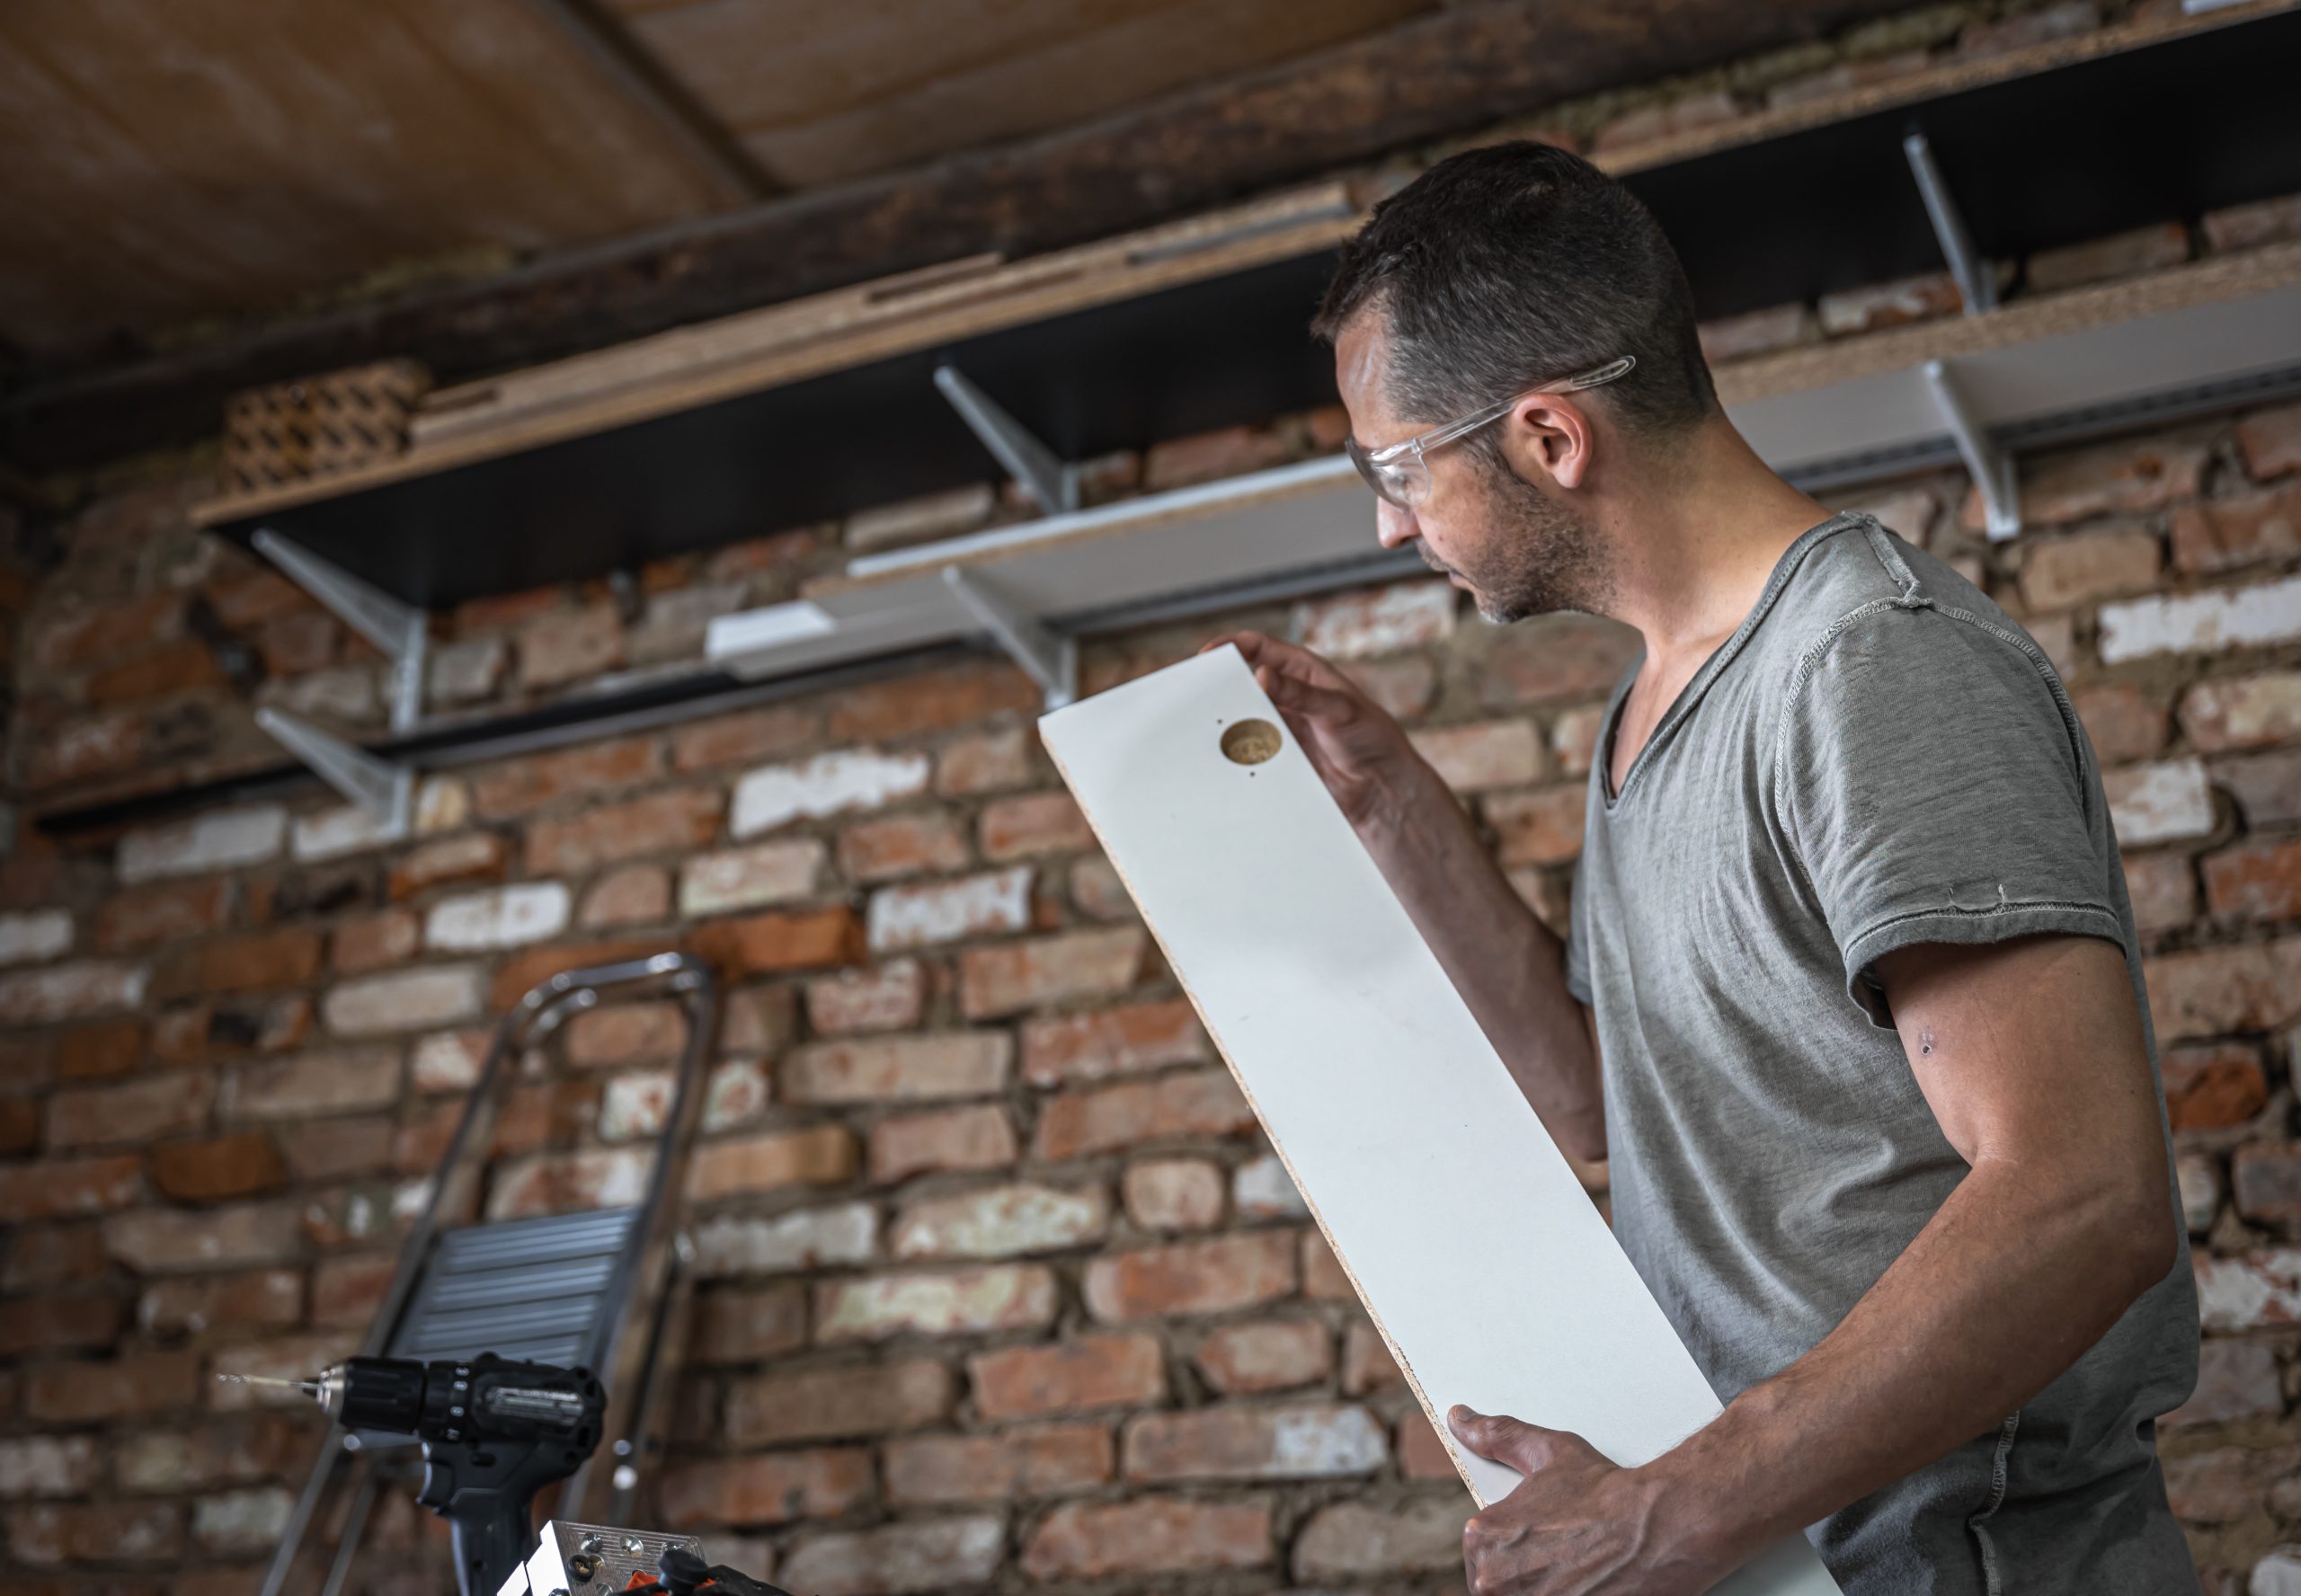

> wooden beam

[{"left": 1, "top": 0, "right": 1920, "bottom": 472}]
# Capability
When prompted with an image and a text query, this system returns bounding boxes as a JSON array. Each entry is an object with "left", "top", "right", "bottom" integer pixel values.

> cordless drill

[{"left": 227, "top": 1352, "right": 604, "bottom": 1596}]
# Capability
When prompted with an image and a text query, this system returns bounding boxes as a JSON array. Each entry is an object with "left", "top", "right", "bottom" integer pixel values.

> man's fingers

[
  {"left": 1256, "top": 664, "right": 1361, "bottom": 730},
  {"left": 1448, "top": 1405, "right": 1568, "bottom": 1473},
  {"left": 1206, "top": 630, "right": 1354, "bottom": 694}
]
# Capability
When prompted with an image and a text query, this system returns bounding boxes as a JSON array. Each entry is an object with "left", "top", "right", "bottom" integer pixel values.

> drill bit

[{"left": 217, "top": 1372, "right": 323, "bottom": 1400}]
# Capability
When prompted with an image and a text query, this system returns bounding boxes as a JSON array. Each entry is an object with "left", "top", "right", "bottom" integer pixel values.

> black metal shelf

[{"left": 202, "top": 10, "right": 2301, "bottom": 611}]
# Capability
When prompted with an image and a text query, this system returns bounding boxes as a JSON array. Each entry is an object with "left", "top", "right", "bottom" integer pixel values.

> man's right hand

[{"left": 1199, "top": 631, "right": 1434, "bottom": 832}]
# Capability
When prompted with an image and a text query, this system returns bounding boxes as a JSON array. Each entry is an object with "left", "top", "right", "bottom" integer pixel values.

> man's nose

[{"left": 1375, "top": 498, "right": 1419, "bottom": 551}]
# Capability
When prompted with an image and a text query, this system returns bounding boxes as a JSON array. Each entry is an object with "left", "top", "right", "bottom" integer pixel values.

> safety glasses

[{"left": 1343, "top": 355, "right": 1637, "bottom": 510}]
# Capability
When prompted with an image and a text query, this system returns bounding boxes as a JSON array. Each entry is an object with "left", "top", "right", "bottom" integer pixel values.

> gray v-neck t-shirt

[{"left": 1562, "top": 512, "right": 2198, "bottom": 1594}]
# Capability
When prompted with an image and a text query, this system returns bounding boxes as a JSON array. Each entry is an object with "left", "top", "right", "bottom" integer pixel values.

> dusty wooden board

[{"left": 1040, "top": 646, "right": 1839, "bottom": 1596}]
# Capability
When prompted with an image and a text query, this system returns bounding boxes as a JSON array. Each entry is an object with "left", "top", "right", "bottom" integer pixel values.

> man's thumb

[{"left": 1446, "top": 1405, "right": 1558, "bottom": 1471}]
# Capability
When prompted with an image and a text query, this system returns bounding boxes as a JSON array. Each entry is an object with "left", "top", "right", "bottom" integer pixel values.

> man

[{"left": 1213, "top": 143, "right": 2198, "bottom": 1593}]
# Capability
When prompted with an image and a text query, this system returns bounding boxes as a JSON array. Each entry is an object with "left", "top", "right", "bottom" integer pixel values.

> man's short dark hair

[{"left": 1313, "top": 141, "right": 1719, "bottom": 443}]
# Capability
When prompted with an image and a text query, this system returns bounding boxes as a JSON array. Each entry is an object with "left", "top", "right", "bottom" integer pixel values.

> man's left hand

[{"left": 1450, "top": 1405, "right": 1727, "bottom": 1596}]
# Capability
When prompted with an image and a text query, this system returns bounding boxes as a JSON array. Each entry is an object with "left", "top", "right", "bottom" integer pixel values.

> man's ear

[{"left": 1506, "top": 394, "right": 1594, "bottom": 491}]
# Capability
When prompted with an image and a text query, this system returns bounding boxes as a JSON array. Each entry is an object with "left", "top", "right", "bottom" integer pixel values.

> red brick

[
  {"left": 813, "top": 1264, "right": 1059, "bottom": 1343},
  {"left": 32, "top": 592, "right": 186, "bottom": 671},
  {"left": 95, "top": 879, "right": 232, "bottom": 953},
  {"left": 470, "top": 738, "right": 663, "bottom": 818},
  {"left": 1143, "top": 423, "right": 1293, "bottom": 490},
  {"left": 691, "top": 905, "right": 864, "bottom": 976},
  {"left": 659, "top": 1448, "right": 875, "bottom": 1529},
  {"left": 85, "top": 638, "right": 227, "bottom": 707},
  {"left": 2163, "top": 1444, "right": 2285, "bottom": 1523},
  {"left": 687, "top": 1126, "right": 859, "bottom": 1201},
  {"left": 152, "top": 927, "right": 322, "bottom": 999},
  {"left": 2234, "top": 1141, "right": 2301, "bottom": 1224},
  {"left": 671, "top": 705, "right": 822, "bottom": 773},
  {"left": 1293, "top": 1497, "right": 1470, "bottom": 1581},
  {"left": 4, "top": 1222, "right": 109, "bottom": 1290},
  {"left": 278, "top": 1116, "right": 395, "bottom": 1181},
  {"left": 2027, "top": 221, "right": 2190, "bottom": 293},
  {"left": 518, "top": 599, "right": 624, "bottom": 688},
  {"left": 722, "top": 983, "right": 800, "bottom": 1057},
  {"left": 1016, "top": 999, "right": 1203, "bottom": 1087},
  {"left": 26, "top": 1350, "right": 200, "bottom": 1423},
  {"left": 0, "top": 1031, "right": 51, "bottom": 1089},
  {"left": 979, "top": 791, "right": 1094, "bottom": 861},
  {"left": 2071, "top": 683, "right": 2168, "bottom": 764},
  {"left": 958, "top": 927, "right": 1143, "bottom": 1019},
  {"left": 1124, "top": 1400, "right": 1384, "bottom": 1481},
  {"left": 255, "top": 608, "right": 340, "bottom": 675},
  {"left": 1085, "top": 1231, "right": 1297, "bottom": 1321},
  {"left": 1195, "top": 1319, "right": 1332, "bottom": 1394},
  {"left": 828, "top": 661, "right": 1040, "bottom": 742},
  {"left": 1972, "top": 437, "right": 2208, "bottom": 528},
  {"left": 935, "top": 726, "right": 1035, "bottom": 796},
  {"left": 726, "top": 1359, "right": 955, "bottom": 1446},
  {"left": 454, "top": 586, "right": 564, "bottom": 634},
  {"left": 884, "top": 1424, "right": 1112, "bottom": 1503},
  {"left": 0, "top": 1293, "right": 125, "bottom": 1358},
  {"left": 835, "top": 811, "right": 970, "bottom": 882},
  {"left": 1034, "top": 1068, "right": 1255, "bottom": 1160},
  {"left": 106, "top": 1199, "right": 304, "bottom": 1274},
  {"left": 806, "top": 959, "right": 927, "bottom": 1036},
  {"left": 222, "top": 1051, "right": 400, "bottom": 1121},
  {"left": 331, "top": 909, "right": 419, "bottom": 975},
  {"left": 56, "top": 1018, "right": 145, "bottom": 1080},
  {"left": 1401, "top": 1409, "right": 1461, "bottom": 1477},
  {"left": 1485, "top": 784, "right": 1588, "bottom": 866},
  {"left": 1819, "top": 270, "right": 1964, "bottom": 335},
  {"left": 308, "top": 1253, "right": 397, "bottom": 1329},
  {"left": 784, "top": 1033, "right": 1009, "bottom": 1104},
  {"left": 1123, "top": 1157, "right": 1225, "bottom": 1231},
  {"left": 45, "top": 1073, "right": 214, "bottom": 1149},
  {"left": 0, "top": 1095, "right": 34, "bottom": 1155},
  {"left": 1479, "top": 614, "right": 1641, "bottom": 707},
  {"left": 782, "top": 1516, "right": 1005, "bottom": 1592},
  {"left": 1410, "top": 718, "right": 1546, "bottom": 793},
  {"left": 2181, "top": 671, "right": 2301, "bottom": 752},
  {"left": 970, "top": 1333, "right": 1166, "bottom": 1420},
  {"left": 566, "top": 1000, "right": 688, "bottom": 1068},
  {"left": 0, "top": 1153, "right": 142, "bottom": 1219},
  {"left": 488, "top": 937, "right": 674, "bottom": 1010},
  {"left": 689, "top": 1283, "right": 807, "bottom": 1363},
  {"left": 1342, "top": 1320, "right": 1404, "bottom": 1394},
  {"left": 2146, "top": 939, "right": 2301, "bottom": 1040},
  {"left": 25, "top": 708, "right": 150, "bottom": 789},
  {"left": 487, "top": 1146, "right": 652, "bottom": 1219},
  {"left": 2204, "top": 837, "right": 2301, "bottom": 921},
  {"left": 2123, "top": 850, "right": 2198, "bottom": 936},
  {"left": 867, "top": 1104, "right": 1018, "bottom": 1184},
  {"left": 2018, "top": 525, "right": 2162, "bottom": 611},
  {"left": 5, "top": 1499, "right": 184, "bottom": 1565},
  {"left": 206, "top": 567, "right": 307, "bottom": 628},
  {"left": 526, "top": 788, "right": 722, "bottom": 873},
  {"left": 2163, "top": 1042, "right": 2268, "bottom": 1134},
  {"left": 2164, "top": 1338, "right": 2284, "bottom": 1429},
  {"left": 2214, "top": 749, "right": 2301, "bottom": 829},
  {"left": 2172, "top": 481, "right": 2301, "bottom": 573},
  {"left": 149, "top": 1133, "right": 288, "bottom": 1202},
  {"left": 1022, "top": 1495, "right": 1270, "bottom": 1580},
  {"left": 387, "top": 832, "right": 509, "bottom": 900},
  {"left": 1301, "top": 1228, "right": 1353, "bottom": 1300},
  {"left": 2237, "top": 402, "right": 2301, "bottom": 479},
  {"left": 1069, "top": 856, "right": 1132, "bottom": 920},
  {"left": 581, "top": 864, "right": 671, "bottom": 927}
]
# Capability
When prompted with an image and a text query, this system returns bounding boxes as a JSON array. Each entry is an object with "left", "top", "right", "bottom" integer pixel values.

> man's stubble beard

[{"left": 1437, "top": 452, "right": 1612, "bottom": 624}]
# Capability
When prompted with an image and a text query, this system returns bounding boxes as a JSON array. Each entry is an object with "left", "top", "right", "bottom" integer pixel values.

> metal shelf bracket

[
  {"left": 1923, "top": 358, "right": 2021, "bottom": 540},
  {"left": 255, "top": 708, "right": 413, "bottom": 836},
  {"left": 941, "top": 565, "right": 1076, "bottom": 708},
  {"left": 253, "top": 528, "right": 430, "bottom": 733},
  {"left": 934, "top": 365, "right": 1079, "bottom": 515},
  {"left": 1902, "top": 129, "right": 1996, "bottom": 316}
]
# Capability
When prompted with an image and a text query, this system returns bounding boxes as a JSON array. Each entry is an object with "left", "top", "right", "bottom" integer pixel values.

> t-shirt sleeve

[
  {"left": 1774, "top": 605, "right": 2127, "bottom": 1029},
  {"left": 1562, "top": 857, "right": 1593, "bottom": 1007}
]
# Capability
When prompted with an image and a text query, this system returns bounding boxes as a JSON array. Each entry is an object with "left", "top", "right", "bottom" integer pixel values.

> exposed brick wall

[{"left": 0, "top": 395, "right": 2296, "bottom": 1592}]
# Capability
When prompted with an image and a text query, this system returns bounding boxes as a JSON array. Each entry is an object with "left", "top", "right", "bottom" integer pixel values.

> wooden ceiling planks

[
  {"left": 0, "top": 0, "right": 742, "bottom": 354},
  {"left": 610, "top": 0, "right": 1437, "bottom": 188}
]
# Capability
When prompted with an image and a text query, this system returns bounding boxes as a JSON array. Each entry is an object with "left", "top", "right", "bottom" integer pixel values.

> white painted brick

[
  {"left": 1289, "top": 581, "right": 1456, "bottom": 661},
  {"left": 690, "top": 1201, "right": 878, "bottom": 1278},
  {"left": 844, "top": 483, "right": 996, "bottom": 553},
  {"left": 410, "top": 1029, "right": 490, "bottom": 1093},
  {"left": 2098, "top": 575, "right": 2301, "bottom": 662},
  {"left": 678, "top": 839, "right": 825, "bottom": 918},
  {"left": 0, "top": 961, "right": 147, "bottom": 1026},
  {"left": 731, "top": 748, "right": 932, "bottom": 838},
  {"left": 2104, "top": 758, "right": 2216, "bottom": 847},
  {"left": 325, "top": 964, "right": 486, "bottom": 1036},
  {"left": 866, "top": 865, "right": 1032, "bottom": 953},
  {"left": 118, "top": 805, "right": 286, "bottom": 882},
  {"left": 892, "top": 1183, "right": 1110, "bottom": 1260},
  {"left": 424, "top": 882, "right": 572, "bottom": 951},
  {"left": 0, "top": 1435, "right": 101, "bottom": 1499},
  {"left": 2178, "top": 1150, "right": 2222, "bottom": 1234},
  {"left": 291, "top": 803, "right": 395, "bottom": 864},
  {"left": 0, "top": 909, "right": 71, "bottom": 968},
  {"left": 2254, "top": 1547, "right": 2301, "bottom": 1596},
  {"left": 2195, "top": 1246, "right": 2301, "bottom": 1332},
  {"left": 1233, "top": 1151, "right": 1310, "bottom": 1219}
]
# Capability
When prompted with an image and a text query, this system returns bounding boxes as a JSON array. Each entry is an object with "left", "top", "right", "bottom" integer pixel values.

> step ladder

[{"left": 261, "top": 952, "right": 720, "bottom": 1596}]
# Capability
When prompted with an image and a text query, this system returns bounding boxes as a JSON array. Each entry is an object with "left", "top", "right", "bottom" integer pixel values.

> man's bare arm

[
  {"left": 1641, "top": 932, "right": 2179, "bottom": 1571},
  {"left": 1204, "top": 630, "right": 1605, "bottom": 1160}
]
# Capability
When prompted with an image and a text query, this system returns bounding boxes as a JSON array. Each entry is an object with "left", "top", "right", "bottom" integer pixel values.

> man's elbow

[{"left": 2094, "top": 1173, "right": 2181, "bottom": 1300}]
